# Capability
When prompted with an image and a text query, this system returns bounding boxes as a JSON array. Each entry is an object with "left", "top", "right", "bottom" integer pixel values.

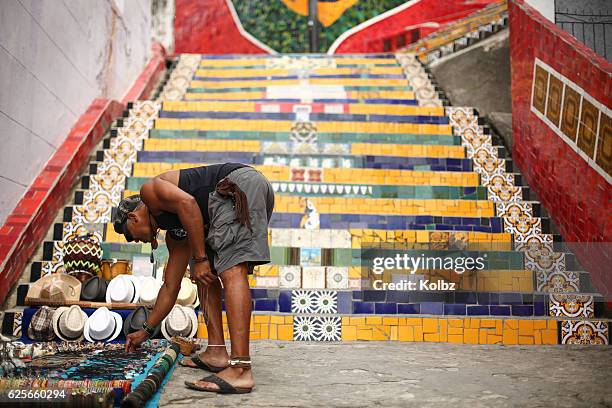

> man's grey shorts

[{"left": 205, "top": 167, "right": 274, "bottom": 275}]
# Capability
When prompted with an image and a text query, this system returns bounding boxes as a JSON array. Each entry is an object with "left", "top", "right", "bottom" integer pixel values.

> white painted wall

[
  {"left": 525, "top": 0, "right": 555, "bottom": 22},
  {"left": 0, "top": 0, "right": 152, "bottom": 225}
]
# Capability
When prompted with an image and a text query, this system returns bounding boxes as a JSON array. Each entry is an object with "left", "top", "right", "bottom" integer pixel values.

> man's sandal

[
  {"left": 184, "top": 357, "right": 253, "bottom": 394},
  {"left": 178, "top": 354, "right": 227, "bottom": 373}
]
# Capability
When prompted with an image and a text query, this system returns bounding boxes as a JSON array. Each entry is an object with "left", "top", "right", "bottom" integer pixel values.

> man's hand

[
  {"left": 125, "top": 329, "right": 150, "bottom": 352},
  {"left": 191, "top": 260, "right": 216, "bottom": 286}
]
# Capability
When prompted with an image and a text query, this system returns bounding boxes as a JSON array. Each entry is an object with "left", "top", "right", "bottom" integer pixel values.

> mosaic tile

[
  {"left": 561, "top": 320, "right": 608, "bottom": 345},
  {"left": 549, "top": 294, "right": 594, "bottom": 318},
  {"left": 300, "top": 247, "right": 322, "bottom": 266},
  {"left": 326, "top": 267, "right": 349, "bottom": 289},
  {"left": 291, "top": 290, "right": 338, "bottom": 314},
  {"left": 279, "top": 265, "right": 301, "bottom": 288},
  {"left": 62, "top": 222, "right": 104, "bottom": 242},
  {"left": 293, "top": 316, "right": 341, "bottom": 341},
  {"left": 290, "top": 121, "right": 318, "bottom": 143},
  {"left": 12, "top": 312, "right": 22, "bottom": 338},
  {"left": 302, "top": 266, "right": 326, "bottom": 289}
]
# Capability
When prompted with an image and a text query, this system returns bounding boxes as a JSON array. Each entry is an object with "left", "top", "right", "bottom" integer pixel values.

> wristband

[
  {"left": 142, "top": 321, "right": 157, "bottom": 337},
  {"left": 192, "top": 256, "right": 208, "bottom": 263}
]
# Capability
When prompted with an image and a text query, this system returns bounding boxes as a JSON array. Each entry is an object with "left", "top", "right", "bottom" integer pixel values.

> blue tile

[
  {"left": 352, "top": 291, "right": 363, "bottom": 300},
  {"left": 362, "top": 290, "right": 387, "bottom": 302},
  {"left": 455, "top": 292, "right": 478, "bottom": 304},
  {"left": 375, "top": 302, "right": 397, "bottom": 314},
  {"left": 353, "top": 302, "right": 375, "bottom": 314},
  {"left": 533, "top": 301, "right": 546, "bottom": 316},
  {"left": 254, "top": 299, "right": 277, "bottom": 312},
  {"left": 444, "top": 304, "right": 467, "bottom": 315},
  {"left": 397, "top": 303, "right": 421, "bottom": 314},
  {"left": 337, "top": 291, "right": 352, "bottom": 314},
  {"left": 386, "top": 290, "right": 411, "bottom": 303},
  {"left": 477, "top": 292, "right": 491, "bottom": 305},
  {"left": 251, "top": 289, "right": 269, "bottom": 299},
  {"left": 499, "top": 293, "right": 524, "bottom": 305},
  {"left": 511, "top": 305, "right": 534, "bottom": 316},
  {"left": 466, "top": 305, "right": 489, "bottom": 316},
  {"left": 279, "top": 291, "right": 292, "bottom": 313},
  {"left": 490, "top": 305, "right": 511, "bottom": 316},
  {"left": 420, "top": 302, "right": 444, "bottom": 315}
]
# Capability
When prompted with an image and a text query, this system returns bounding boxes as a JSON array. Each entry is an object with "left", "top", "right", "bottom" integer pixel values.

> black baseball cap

[{"left": 111, "top": 195, "right": 142, "bottom": 242}]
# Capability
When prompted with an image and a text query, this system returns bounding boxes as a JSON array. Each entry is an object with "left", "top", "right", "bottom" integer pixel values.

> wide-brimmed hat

[
  {"left": 123, "top": 306, "right": 160, "bottom": 338},
  {"left": 52, "top": 305, "right": 88, "bottom": 341},
  {"left": 27, "top": 306, "right": 56, "bottom": 341},
  {"left": 176, "top": 278, "right": 199, "bottom": 307},
  {"left": 84, "top": 307, "right": 122, "bottom": 342},
  {"left": 139, "top": 277, "right": 162, "bottom": 306},
  {"left": 106, "top": 275, "right": 141, "bottom": 303},
  {"left": 160, "top": 305, "right": 197, "bottom": 340},
  {"left": 80, "top": 276, "right": 108, "bottom": 302},
  {"left": 27, "top": 274, "right": 81, "bottom": 302}
]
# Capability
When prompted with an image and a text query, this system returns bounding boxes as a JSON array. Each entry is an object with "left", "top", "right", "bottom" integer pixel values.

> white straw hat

[
  {"left": 160, "top": 305, "right": 197, "bottom": 340},
  {"left": 139, "top": 277, "right": 162, "bottom": 306},
  {"left": 106, "top": 275, "right": 141, "bottom": 303},
  {"left": 84, "top": 307, "right": 123, "bottom": 342},
  {"left": 176, "top": 277, "right": 199, "bottom": 307},
  {"left": 52, "top": 305, "right": 88, "bottom": 341}
]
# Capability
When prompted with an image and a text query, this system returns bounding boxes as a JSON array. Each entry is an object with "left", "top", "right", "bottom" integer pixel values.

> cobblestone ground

[{"left": 159, "top": 342, "right": 611, "bottom": 407}]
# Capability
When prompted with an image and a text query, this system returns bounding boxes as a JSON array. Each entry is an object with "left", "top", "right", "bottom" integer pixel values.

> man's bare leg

[
  {"left": 193, "top": 262, "right": 254, "bottom": 390},
  {"left": 181, "top": 277, "right": 229, "bottom": 368}
]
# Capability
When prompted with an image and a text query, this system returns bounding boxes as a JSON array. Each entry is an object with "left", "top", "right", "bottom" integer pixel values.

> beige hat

[
  {"left": 52, "top": 305, "right": 88, "bottom": 341},
  {"left": 27, "top": 273, "right": 81, "bottom": 302},
  {"left": 176, "top": 277, "right": 199, "bottom": 307},
  {"left": 139, "top": 277, "right": 162, "bottom": 306},
  {"left": 160, "top": 305, "right": 197, "bottom": 340}
]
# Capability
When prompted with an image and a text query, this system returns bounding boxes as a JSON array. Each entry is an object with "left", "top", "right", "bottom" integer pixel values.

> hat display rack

[{"left": 0, "top": 56, "right": 201, "bottom": 407}]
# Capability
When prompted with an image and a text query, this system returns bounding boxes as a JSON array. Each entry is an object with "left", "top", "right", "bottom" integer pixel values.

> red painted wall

[
  {"left": 174, "top": 0, "right": 271, "bottom": 54},
  {"left": 509, "top": 0, "right": 612, "bottom": 299},
  {"left": 331, "top": 0, "right": 497, "bottom": 54}
]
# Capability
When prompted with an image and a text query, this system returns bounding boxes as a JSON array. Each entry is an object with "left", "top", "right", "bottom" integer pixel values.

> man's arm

[
  {"left": 140, "top": 177, "right": 206, "bottom": 259},
  {"left": 146, "top": 236, "right": 190, "bottom": 327}
]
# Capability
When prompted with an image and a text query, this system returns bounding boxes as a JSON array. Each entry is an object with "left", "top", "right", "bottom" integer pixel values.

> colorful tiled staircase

[{"left": 3, "top": 53, "right": 609, "bottom": 346}]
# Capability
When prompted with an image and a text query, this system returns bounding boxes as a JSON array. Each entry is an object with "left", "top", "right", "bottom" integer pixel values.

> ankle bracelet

[{"left": 228, "top": 357, "right": 251, "bottom": 368}]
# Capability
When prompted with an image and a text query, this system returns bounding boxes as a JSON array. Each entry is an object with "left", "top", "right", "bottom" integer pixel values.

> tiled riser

[{"left": 12, "top": 53, "right": 608, "bottom": 347}]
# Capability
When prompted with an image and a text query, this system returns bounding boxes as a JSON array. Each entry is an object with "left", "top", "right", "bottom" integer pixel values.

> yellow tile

[
  {"left": 504, "top": 319, "right": 518, "bottom": 330},
  {"left": 390, "top": 326, "right": 398, "bottom": 341},
  {"left": 424, "top": 333, "right": 440, "bottom": 342},
  {"left": 547, "top": 320, "right": 557, "bottom": 329},
  {"left": 414, "top": 326, "right": 423, "bottom": 342},
  {"left": 464, "top": 328, "right": 479, "bottom": 344},
  {"left": 366, "top": 316, "right": 383, "bottom": 325},
  {"left": 519, "top": 320, "right": 534, "bottom": 336},
  {"left": 448, "top": 334, "right": 463, "bottom": 344},
  {"left": 423, "top": 318, "right": 438, "bottom": 333},
  {"left": 541, "top": 329, "right": 558, "bottom": 344},
  {"left": 503, "top": 329, "right": 518, "bottom": 345},
  {"left": 398, "top": 326, "right": 414, "bottom": 342},
  {"left": 270, "top": 316, "right": 285, "bottom": 324},
  {"left": 487, "top": 334, "right": 503, "bottom": 344},
  {"left": 350, "top": 317, "right": 366, "bottom": 325},
  {"left": 448, "top": 319, "right": 463, "bottom": 328},
  {"left": 518, "top": 336, "right": 534, "bottom": 345},
  {"left": 405, "top": 318, "right": 422, "bottom": 326},
  {"left": 269, "top": 324, "right": 278, "bottom": 340},
  {"left": 357, "top": 329, "right": 373, "bottom": 340},
  {"left": 448, "top": 327, "right": 463, "bottom": 335},
  {"left": 278, "top": 324, "right": 293, "bottom": 341},
  {"left": 342, "top": 325, "right": 357, "bottom": 341},
  {"left": 533, "top": 320, "right": 546, "bottom": 330},
  {"left": 372, "top": 326, "right": 390, "bottom": 341},
  {"left": 382, "top": 317, "right": 399, "bottom": 325},
  {"left": 470, "top": 318, "right": 480, "bottom": 329},
  {"left": 254, "top": 315, "right": 270, "bottom": 324},
  {"left": 481, "top": 319, "right": 496, "bottom": 328}
]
